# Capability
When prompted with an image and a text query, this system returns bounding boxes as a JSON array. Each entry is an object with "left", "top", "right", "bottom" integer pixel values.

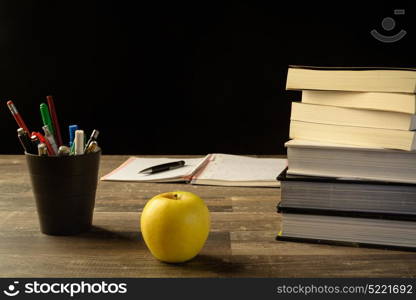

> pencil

[
  {"left": 6, "top": 100, "right": 30, "bottom": 134},
  {"left": 46, "top": 95, "right": 63, "bottom": 147}
]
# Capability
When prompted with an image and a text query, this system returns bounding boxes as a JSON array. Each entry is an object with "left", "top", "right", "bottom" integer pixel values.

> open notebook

[{"left": 101, "top": 154, "right": 287, "bottom": 187}]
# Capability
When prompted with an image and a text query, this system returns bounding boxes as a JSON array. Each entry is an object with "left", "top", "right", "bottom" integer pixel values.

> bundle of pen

[{"left": 7, "top": 96, "right": 101, "bottom": 156}]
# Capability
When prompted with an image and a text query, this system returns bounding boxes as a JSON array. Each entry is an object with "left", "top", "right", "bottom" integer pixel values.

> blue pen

[{"left": 69, "top": 125, "right": 78, "bottom": 147}]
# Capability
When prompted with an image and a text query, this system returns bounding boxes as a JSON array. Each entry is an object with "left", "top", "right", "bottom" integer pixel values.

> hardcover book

[{"left": 277, "top": 169, "right": 416, "bottom": 250}]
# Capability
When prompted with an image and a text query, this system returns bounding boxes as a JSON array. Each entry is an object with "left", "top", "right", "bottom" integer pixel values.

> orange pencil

[{"left": 7, "top": 100, "right": 30, "bottom": 134}]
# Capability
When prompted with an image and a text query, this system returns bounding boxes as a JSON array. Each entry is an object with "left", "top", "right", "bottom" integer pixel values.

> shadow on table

[
  {"left": 165, "top": 255, "right": 246, "bottom": 276},
  {"left": 77, "top": 225, "right": 141, "bottom": 241},
  {"left": 78, "top": 226, "right": 245, "bottom": 276}
]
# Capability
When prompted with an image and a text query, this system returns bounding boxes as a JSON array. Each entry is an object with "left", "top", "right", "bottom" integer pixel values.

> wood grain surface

[{"left": 1, "top": 155, "right": 415, "bottom": 278}]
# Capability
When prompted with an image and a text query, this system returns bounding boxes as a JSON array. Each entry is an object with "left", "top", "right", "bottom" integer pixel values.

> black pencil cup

[{"left": 25, "top": 151, "right": 101, "bottom": 235}]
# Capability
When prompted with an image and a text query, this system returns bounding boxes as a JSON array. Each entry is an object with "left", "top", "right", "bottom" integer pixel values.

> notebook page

[
  {"left": 193, "top": 154, "right": 287, "bottom": 184},
  {"left": 101, "top": 157, "right": 207, "bottom": 182}
]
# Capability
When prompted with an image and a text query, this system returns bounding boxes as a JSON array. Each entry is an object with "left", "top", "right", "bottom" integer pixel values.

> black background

[{"left": 1, "top": 1, "right": 415, "bottom": 154}]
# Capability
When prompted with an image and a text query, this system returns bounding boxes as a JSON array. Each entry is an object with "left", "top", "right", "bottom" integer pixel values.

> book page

[
  {"left": 193, "top": 154, "right": 287, "bottom": 185},
  {"left": 101, "top": 156, "right": 208, "bottom": 182}
]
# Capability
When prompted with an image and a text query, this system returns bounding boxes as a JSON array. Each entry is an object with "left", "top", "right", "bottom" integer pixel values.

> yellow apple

[{"left": 140, "top": 191, "right": 210, "bottom": 263}]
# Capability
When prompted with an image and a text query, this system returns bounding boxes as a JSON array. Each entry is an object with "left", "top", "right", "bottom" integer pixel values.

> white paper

[
  {"left": 194, "top": 154, "right": 287, "bottom": 183},
  {"left": 101, "top": 157, "right": 207, "bottom": 182}
]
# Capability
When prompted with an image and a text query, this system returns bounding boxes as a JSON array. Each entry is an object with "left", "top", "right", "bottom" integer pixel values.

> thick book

[
  {"left": 277, "top": 206, "right": 416, "bottom": 251},
  {"left": 286, "top": 139, "right": 416, "bottom": 184},
  {"left": 291, "top": 102, "right": 416, "bottom": 131},
  {"left": 277, "top": 170, "right": 416, "bottom": 250},
  {"left": 302, "top": 90, "right": 416, "bottom": 114},
  {"left": 289, "top": 120, "right": 416, "bottom": 151},
  {"left": 277, "top": 168, "right": 416, "bottom": 215},
  {"left": 101, "top": 153, "right": 287, "bottom": 187},
  {"left": 276, "top": 212, "right": 416, "bottom": 251},
  {"left": 286, "top": 65, "right": 416, "bottom": 93}
]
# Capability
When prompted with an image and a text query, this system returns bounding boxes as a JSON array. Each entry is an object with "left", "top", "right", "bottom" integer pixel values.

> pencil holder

[{"left": 25, "top": 151, "right": 101, "bottom": 235}]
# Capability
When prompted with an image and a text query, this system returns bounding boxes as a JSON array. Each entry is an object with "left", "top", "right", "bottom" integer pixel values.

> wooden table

[{"left": 1, "top": 155, "right": 415, "bottom": 277}]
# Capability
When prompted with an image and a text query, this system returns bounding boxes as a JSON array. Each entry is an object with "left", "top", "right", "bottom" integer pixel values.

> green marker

[{"left": 40, "top": 103, "right": 55, "bottom": 136}]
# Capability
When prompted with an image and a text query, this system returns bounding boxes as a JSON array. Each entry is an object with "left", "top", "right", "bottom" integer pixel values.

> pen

[
  {"left": 31, "top": 135, "right": 40, "bottom": 146},
  {"left": 139, "top": 160, "right": 186, "bottom": 174},
  {"left": 42, "top": 125, "right": 59, "bottom": 154},
  {"left": 84, "top": 129, "right": 99, "bottom": 152},
  {"left": 7, "top": 100, "right": 30, "bottom": 134},
  {"left": 85, "top": 141, "right": 99, "bottom": 154},
  {"left": 38, "top": 143, "right": 48, "bottom": 156},
  {"left": 58, "top": 145, "right": 70, "bottom": 156},
  {"left": 32, "top": 132, "right": 55, "bottom": 156},
  {"left": 74, "top": 130, "right": 85, "bottom": 155},
  {"left": 17, "top": 128, "right": 37, "bottom": 154},
  {"left": 69, "top": 125, "right": 78, "bottom": 147},
  {"left": 46, "top": 95, "right": 63, "bottom": 147},
  {"left": 40, "top": 103, "right": 55, "bottom": 136}
]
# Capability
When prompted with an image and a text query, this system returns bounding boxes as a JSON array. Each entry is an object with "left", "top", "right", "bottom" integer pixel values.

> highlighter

[{"left": 69, "top": 125, "right": 78, "bottom": 147}]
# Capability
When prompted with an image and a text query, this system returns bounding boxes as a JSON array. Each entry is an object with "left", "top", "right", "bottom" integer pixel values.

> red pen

[
  {"left": 31, "top": 132, "right": 55, "bottom": 156},
  {"left": 46, "top": 95, "right": 63, "bottom": 147},
  {"left": 7, "top": 100, "right": 30, "bottom": 134}
]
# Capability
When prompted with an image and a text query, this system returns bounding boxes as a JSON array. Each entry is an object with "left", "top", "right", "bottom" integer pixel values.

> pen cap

[
  {"left": 17, "top": 128, "right": 25, "bottom": 136},
  {"left": 30, "top": 135, "right": 40, "bottom": 145},
  {"left": 25, "top": 150, "right": 101, "bottom": 235},
  {"left": 86, "top": 141, "right": 99, "bottom": 153},
  {"left": 69, "top": 125, "right": 78, "bottom": 146},
  {"left": 74, "top": 130, "right": 85, "bottom": 155},
  {"left": 37, "top": 143, "right": 48, "bottom": 156},
  {"left": 58, "top": 145, "right": 70, "bottom": 156}
]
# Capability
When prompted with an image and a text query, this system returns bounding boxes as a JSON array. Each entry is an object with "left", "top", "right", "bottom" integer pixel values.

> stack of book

[{"left": 277, "top": 65, "right": 416, "bottom": 250}]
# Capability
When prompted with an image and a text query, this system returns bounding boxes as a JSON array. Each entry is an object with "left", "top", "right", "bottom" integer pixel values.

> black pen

[
  {"left": 139, "top": 160, "right": 186, "bottom": 174},
  {"left": 17, "top": 128, "right": 37, "bottom": 154},
  {"left": 84, "top": 129, "right": 99, "bottom": 152}
]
